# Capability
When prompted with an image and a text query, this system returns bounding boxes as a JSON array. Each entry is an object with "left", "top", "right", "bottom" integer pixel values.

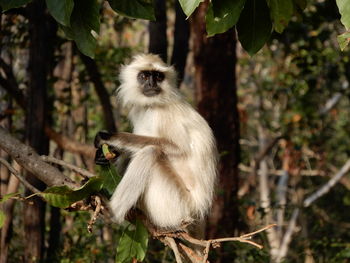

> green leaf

[
  {"left": 41, "top": 177, "right": 103, "bottom": 208},
  {"left": 0, "top": 210, "right": 5, "bottom": 229},
  {"left": 0, "top": 0, "right": 31, "bottom": 11},
  {"left": 206, "top": 0, "right": 246, "bottom": 37},
  {"left": 267, "top": 0, "right": 293, "bottom": 33},
  {"left": 96, "top": 164, "right": 121, "bottom": 197},
  {"left": 237, "top": 0, "right": 272, "bottom": 55},
  {"left": 178, "top": 0, "right": 203, "bottom": 18},
  {"left": 61, "top": 0, "right": 100, "bottom": 58},
  {"left": 336, "top": 0, "right": 350, "bottom": 30},
  {"left": 0, "top": 192, "right": 19, "bottom": 203},
  {"left": 337, "top": 31, "right": 350, "bottom": 51},
  {"left": 46, "top": 0, "right": 74, "bottom": 26},
  {"left": 116, "top": 220, "right": 149, "bottom": 263},
  {"left": 107, "top": 0, "right": 155, "bottom": 20}
]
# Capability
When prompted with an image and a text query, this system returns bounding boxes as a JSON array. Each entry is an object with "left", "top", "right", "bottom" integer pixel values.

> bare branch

[
  {"left": 303, "top": 159, "right": 350, "bottom": 207},
  {"left": 45, "top": 127, "right": 95, "bottom": 159},
  {"left": 41, "top": 155, "right": 95, "bottom": 178},
  {"left": 88, "top": 196, "right": 102, "bottom": 233},
  {"left": 275, "top": 209, "right": 299, "bottom": 262},
  {"left": 0, "top": 157, "right": 40, "bottom": 193},
  {"left": 0, "top": 127, "right": 77, "bottom": 188},
  {"left": 165, "top": 237, "right": 183, "bottom": 263}
]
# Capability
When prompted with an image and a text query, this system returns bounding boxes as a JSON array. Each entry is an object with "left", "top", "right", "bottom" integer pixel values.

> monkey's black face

[{"left": 137, "top": 70, "right": 165, "bottom": 97}]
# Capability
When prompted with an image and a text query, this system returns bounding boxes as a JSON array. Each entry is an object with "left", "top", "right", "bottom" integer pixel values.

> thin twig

[
  {"left": 0, "top": 157, "right": 40, "bottom": 194},
  {"left": 165, "top": 236, "right": 183, "bottom": 263},
  {"left": 87, "top": 195, "right": 102, "bottom": 233},
  {"left": 304, "top": 159, "right": 350, "bottom": 207},
  {"left": 178, "top": 243, "right": 204, "bottom": 263},
  {"left": 41, "top": 155, "right": 95, "bottom": 178}
]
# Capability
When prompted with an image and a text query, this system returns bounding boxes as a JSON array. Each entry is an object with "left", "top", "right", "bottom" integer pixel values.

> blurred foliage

[{"left": 237, "top": 0, "right": 350, "bottom": 261}]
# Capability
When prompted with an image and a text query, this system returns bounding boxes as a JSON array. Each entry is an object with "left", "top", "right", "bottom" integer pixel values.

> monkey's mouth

[{"left": 142, "top": 87, "right": 161, "bottom": 97}]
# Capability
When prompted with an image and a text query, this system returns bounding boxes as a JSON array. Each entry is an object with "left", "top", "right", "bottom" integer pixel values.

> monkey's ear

[{"left": 94, "top": 148, "right": 110, "bottom": 165}]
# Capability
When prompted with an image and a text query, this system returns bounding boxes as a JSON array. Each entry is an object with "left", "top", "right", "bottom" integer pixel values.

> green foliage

[
  {"left": 107, "top": 0, "right": 155, "bottom": 20},
  {"left": 336, "top": 0, "right": 350, "bottom": 29},
  {"left": 46, "top": 0, "right": 74, "bottom": 27},
  {"left": 267, "top": 0, "right": 294, "bottom": 33},
  {"left": 0, "top": 210, "right": 5, "bottom": 229},
  {"left": 178, "top": 0, "right": 203, "bottom": 18},
  {"left": 205, "top": 0, "right": 245, "bottom": 37},
  {"left": 116, "top": 219, "right": 149, "bottom": 263},
  {"left": 61, "top": 0, "right": 100, "bottom": 58},
  {"left": 0, "top": 0, "right": 31, "bottom": 11},
  {"left": 337, "top": 30, "right": 350, "bottom": 51},
  {"left": 237, "top": 0, "right": 272, "bottom": 56},
  {"left": 96, "top": 164, "right": 121, "bottom": 197},
  {"left": 41, "top": 177, "right": 103, "bottom": 208},
  {"left": 0, "top": 192, "right": 19, "bottom": 203},
  {"left": 0, "top": 193, "right": 19, "bottom": 229},
  {"left": 336, "top": 0, "right": 350, "bottom": 49}
]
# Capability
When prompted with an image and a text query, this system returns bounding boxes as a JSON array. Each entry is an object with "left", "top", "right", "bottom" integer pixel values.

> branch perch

[{"left": 0, "top": 127, "right": 77, "bottom": 188}]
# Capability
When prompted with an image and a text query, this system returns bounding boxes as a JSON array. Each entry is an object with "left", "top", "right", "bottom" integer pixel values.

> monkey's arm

[{"left": 94, "top": 131, "right": 180, "bottom": 155}]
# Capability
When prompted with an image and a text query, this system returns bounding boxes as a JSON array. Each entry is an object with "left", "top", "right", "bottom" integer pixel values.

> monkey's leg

[{"left": 109, "top": 145, "right": 161, "bottom": 224}]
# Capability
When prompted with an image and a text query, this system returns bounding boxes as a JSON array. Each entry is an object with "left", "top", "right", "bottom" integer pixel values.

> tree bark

[
  {"left": 170, "top": 0, "right": 189, "bottom": 84},
  {"left": 24, "top": 1, "right": 56, "bottom": 261},
  {"left": 190, "top": 1, "right": 240, "bottom": 256},
  {"left": 148, "top": 0, "right": 167, "bottom": 62}
]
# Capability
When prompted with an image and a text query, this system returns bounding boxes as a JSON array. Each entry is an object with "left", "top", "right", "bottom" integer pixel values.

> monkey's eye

[
  {"left": 154, "top": 71, "right": 165, "bottom": 82},
  {"left": 138, "top": 71, "right": 150, "bottom": 82}
]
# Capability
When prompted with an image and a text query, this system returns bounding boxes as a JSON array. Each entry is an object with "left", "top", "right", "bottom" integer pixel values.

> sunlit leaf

[
  {"left": 46, "top": 0, "right": 74, "bottom": 26},
  {"left": 337, "top": 31, "right": 350, "bottom": 51},
  {"left": 237, "top": 0, "right": 272, "bottom": 55},
  {"left": 178, "top": 0, "right": 203, "bottom": 18},
  {"left": 61, "top": 0, "right": 100, "bottom": 58},
  {"left": 0, "top": 0, "right": 31, "bottom": 11},
  {"left": 0, "top": 192, "right": 19, "bottom": 203},
  {"left": 267, "top": 0, "right": 294, "bottom": 33},
  {"left": 336, "top": 0, "right": 350, "bottom": 30},
  {"left": 206, "top": 0, "right": 246, "bottom": 37},
  {"left": 0, "top": 210, "right": 5, "bottom": 229},
  {"left": 107, "top": 0, "right": 155, "bottom": 20},
  {"left": 41, "top": 177, "right": 103, "bottom": 208},
  {"left": 96, "top": 164, "right": 121, "bottom": 197},
  {"left": 116, "top": 220, "right": 149, "bottom": 263}
]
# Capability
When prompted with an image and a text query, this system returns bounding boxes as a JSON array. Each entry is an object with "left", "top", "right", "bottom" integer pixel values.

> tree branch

[
  {"left": 0, "top": 127, "right": 77, "bottom": 188},
  {"left": 0, "top": 158, "right": 39, "bottom": 194},
  {"left": 303, "top": 159, "right": 350, "bottom": 207},
  {"left": 41, "top": 155, "right": 95, "bottom": 178}
]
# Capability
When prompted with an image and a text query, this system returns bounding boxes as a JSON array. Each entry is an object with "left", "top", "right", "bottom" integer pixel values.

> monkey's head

[{"left": 118, "top": 54, "right": 180, "bottom": 107}]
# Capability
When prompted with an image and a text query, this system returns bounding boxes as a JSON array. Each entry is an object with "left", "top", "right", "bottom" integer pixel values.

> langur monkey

[{"left": 95, "top": 54, "right": 217, "bottom": 230}]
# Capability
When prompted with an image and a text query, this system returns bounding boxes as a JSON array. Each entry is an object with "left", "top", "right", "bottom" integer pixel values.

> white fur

[{"left": 110, "top": 54, "right": 217, "bottom": 229}]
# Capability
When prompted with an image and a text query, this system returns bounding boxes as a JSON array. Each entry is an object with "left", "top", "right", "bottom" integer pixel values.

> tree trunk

[
  {"left": 170, "top": 0, "right": 189, "bottom": 84},
  {"left": 24, "top": 1, "right": 56, "bottom": 261},
  {"left": 148, "top": 0, "right": 167, "bottom": 62},
  {"left": 190, "top": 1, "right": 240, "bottom": 257}
]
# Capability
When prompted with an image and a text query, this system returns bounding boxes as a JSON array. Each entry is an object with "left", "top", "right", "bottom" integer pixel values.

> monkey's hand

[
  {"left": 94, "top": 130, "right": 113, "bottom": 148},
  {"left": 94, "top": 131, "right": 119, "bottom": 165}
]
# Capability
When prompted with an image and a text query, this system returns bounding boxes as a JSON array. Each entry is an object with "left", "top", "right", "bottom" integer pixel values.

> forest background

[{"left": 0, "top": 0, "right": 350, "bottom": 262}]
